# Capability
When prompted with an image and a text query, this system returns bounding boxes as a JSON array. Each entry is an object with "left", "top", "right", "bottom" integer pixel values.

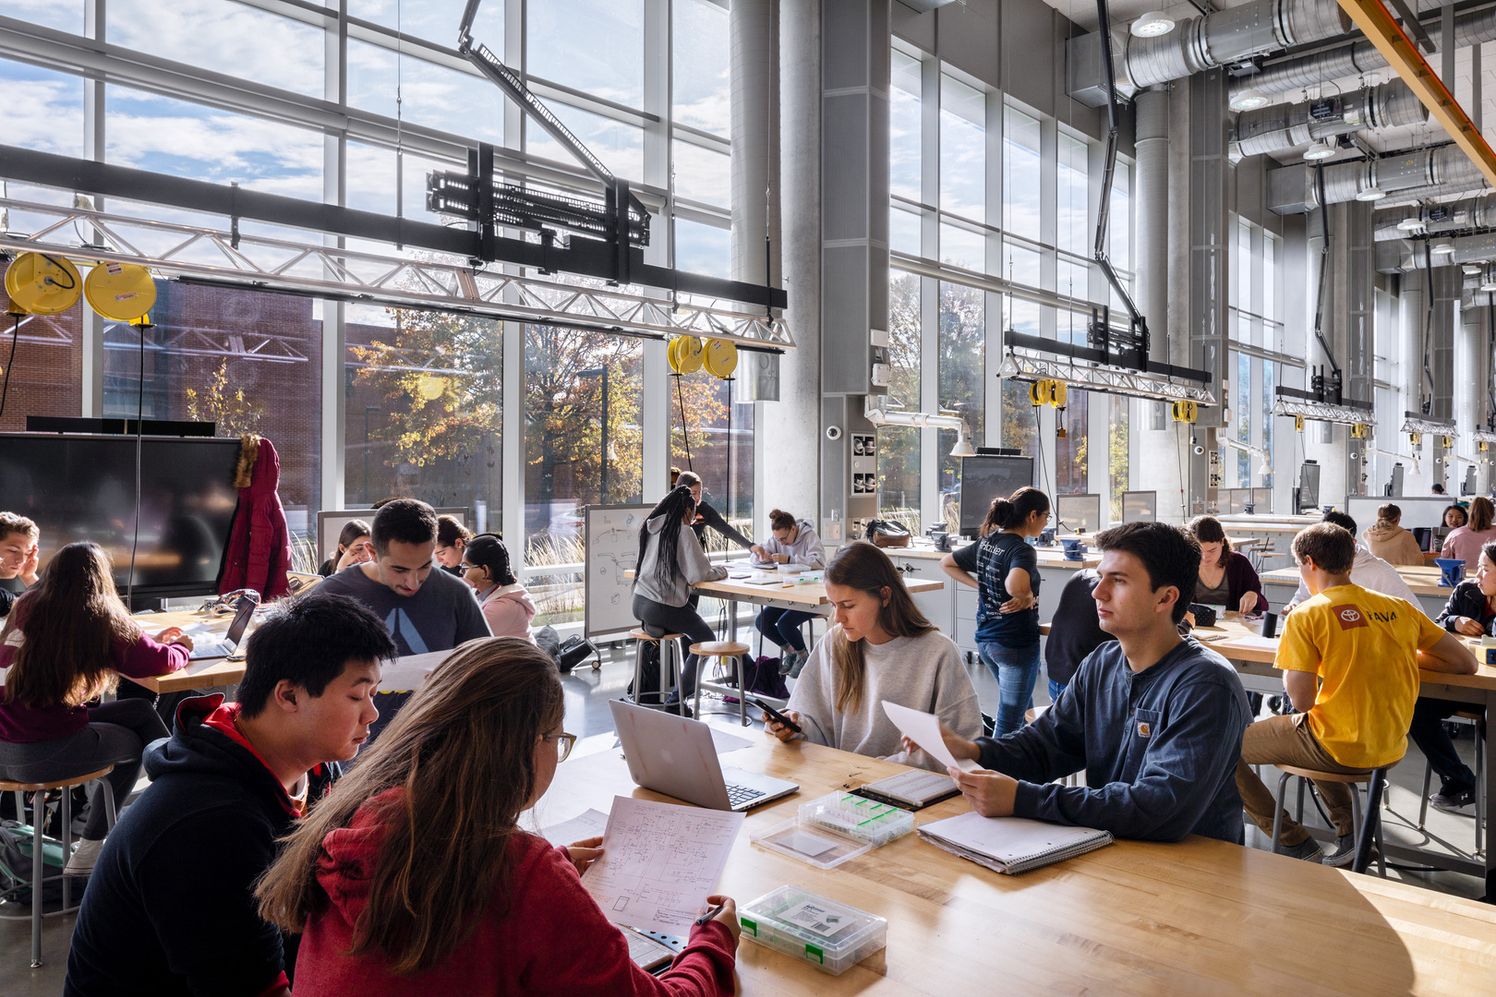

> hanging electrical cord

[
  {"left": 0, "top": 313, "right": 19, "bottom": 420},
  {"left": 675, "top": 374, "right": 693, "bottom": 471},
  {"left": 1420, "top": 238, "right": 1435, "bottom": 413},
  {"left": 1033, "top": 402, "right": 1051, "bottom": 496},
  {"left": 126, "top": 323, "right": 146, "bottom": 608},
  {"left": 1175, "top": 422, "right": 1190, "bottom": 520}
]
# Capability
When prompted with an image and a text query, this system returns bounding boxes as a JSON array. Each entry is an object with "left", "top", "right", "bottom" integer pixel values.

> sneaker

[
  {"left": 787, "top": 652, "right": 810, "bottom": 679},
  {"left": 1430, "top": 787, "right": 1477, "bottom": 813},
  {"left": 1278, "top": 838, "right": 1323, "bottom": 863},
  {"left": 1322, "top": 835, "right": 1357, "bottom": 868},
  {"left": 64, "top": 837, "right": 106, "bottom": 876},
  {"left": 777, "top": 652, "right": 796, "bottom": 676}
]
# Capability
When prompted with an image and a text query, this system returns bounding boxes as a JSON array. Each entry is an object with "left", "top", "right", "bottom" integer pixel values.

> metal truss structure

[
  {"left": 1401, "top": 413, "right": 1459, "bottom": 436},
  {"left": 997, "top": 350, "right": 1217, "bottom": 406},
  {"left": 1273, "top": 395, "right": 1378, "bottom": 426},
  {"left": 0, "top": 194, "right": 793, "bottom": 354}
]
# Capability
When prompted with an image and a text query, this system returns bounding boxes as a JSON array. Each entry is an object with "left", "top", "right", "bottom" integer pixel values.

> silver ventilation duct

[
  {"left": 1379, "top": 230, "right": 1496, "bottom": 272},
  {"left": 1268, "top": 145, "right": 1485, "bottom": 213},
  {"left": 1069, "top": 0, "right": 1350, "bottom": 106},
  {"left": 1233, "top": 5, "right": 1496, "bottom": 100},
  {"left": 1230, "top": 80, "right": 1427, "bottom": 160},
  {"left": 1374, "top": 193, "right": 1496, "bottom": 241}
]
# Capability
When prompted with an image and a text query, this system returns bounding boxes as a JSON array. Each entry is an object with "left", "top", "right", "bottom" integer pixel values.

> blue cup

[{"left": 1435, "top": 558, "right": 1466, "bottom": 588}]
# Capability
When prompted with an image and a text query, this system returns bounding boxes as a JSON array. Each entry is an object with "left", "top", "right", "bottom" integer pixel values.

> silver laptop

[
  {"left": 607, "top": 699, "right": 798, "bottom": 812},
  {"left": 187, "top": 597, "right": 256, "bottom": 660}
]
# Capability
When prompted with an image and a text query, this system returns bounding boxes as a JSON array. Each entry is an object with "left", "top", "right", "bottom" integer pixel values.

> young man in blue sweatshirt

[{"left": 926, "top": 522, "right": 1252, "bottom": 843}]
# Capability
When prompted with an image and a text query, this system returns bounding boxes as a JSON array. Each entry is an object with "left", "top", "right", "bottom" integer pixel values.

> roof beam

[{"left": 1336, "top": 0, "right": 1496, "bottom": 190}]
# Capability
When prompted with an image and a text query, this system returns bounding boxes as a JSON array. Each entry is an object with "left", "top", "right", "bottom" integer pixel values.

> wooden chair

[
  {"left": 0, "top": 765, "right": 117, "bottom": 968},
  {"left": 1269, "top": 763, "right": 1390, "bottom": 876},
  {"left": 691, "top": 640, "right": 752, "bottom": 725}
]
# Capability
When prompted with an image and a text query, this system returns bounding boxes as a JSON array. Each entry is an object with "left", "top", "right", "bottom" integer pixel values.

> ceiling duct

[
  {"left": 1230, "top": 79, "right": 1427, "bottom": 160},
  {"left": 1374, "top": 192, "right": 1496, "bottom": 241},
  {"left": 1069, "top": 0, "right": 1350, "bottom": 106},
  {"left": 1379, "top": 230, "right": 1496, "bottom": 272},
  {"left": 1233, "top": 4, "right": 1496, "bottom": 101},
  {"left": 1268, "top": 145, "right": 1484, "bottom": 213}
]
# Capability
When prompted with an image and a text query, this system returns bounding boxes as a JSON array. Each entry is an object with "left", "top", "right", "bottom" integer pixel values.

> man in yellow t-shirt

[{"left": 1236, "top": 523, "right": 1475, "bottom": 864}]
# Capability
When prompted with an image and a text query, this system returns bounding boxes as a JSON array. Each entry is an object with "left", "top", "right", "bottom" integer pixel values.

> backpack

[{"left": 864, "top": 519, "right": 912, "bottom": 549}]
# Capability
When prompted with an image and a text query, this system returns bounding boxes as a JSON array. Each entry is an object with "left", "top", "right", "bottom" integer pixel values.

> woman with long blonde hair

[
  {"left": 766, "top": 542, "right": 982, "bottom": 770},
  {"left": 257, "top": 637, "right": 739, "bottom": 994},
  {"left": 0, "top": 541, "right": 193, "bottom": 872}
]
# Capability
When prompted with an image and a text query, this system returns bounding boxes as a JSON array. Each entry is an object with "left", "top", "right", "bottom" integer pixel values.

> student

[
  {"left": 1186, "top": 515, "right": 1267, "bottom": 616},
  {"left": 434, "top": 515, "right": 472, "bottom": 576},
  {"left": 940, "top": 487, "right": 1050, "bottom": 736},
  {"left": 632, "top": 485, "right": 728, "bottom": 708},
  {"left": 750, "top": 508, "right": 825, "bottom": 676},
  {"left": 460, "top": 533, "right": 536, "bottom": 641},
  {"left": 1444, "top": 504, "right": 1469, "bottom": 530},
  {"left": 1284, "top": 511, "right": 1421, "bottom": 611},
  {"left": 1363, "top": 504, "right": 1425, "bottom": 566},
  {"left": 1433, "top": 482, "right": 1448, "bottom": 496},
  {"left": 318, "top": 520, "right": 374, "bottom": 577},
  {"left": 1043, "top": 568, "right": 1113, "bottom": 701},
  {"left": 767, "top": 542, "right": 982, "bottom": 772},
  {"left": 255, "top": 638, "right": 739, "bottom": 995},
  {"left": 1236, "top": 523, "right": 1476, "bottom": 864},
  {"left": 914, "top": 523, "right": 1252, "bottom": 843},
  {"left": 64, "top": 594, "right": 396, "bottom": 997},
  {"left": 0, "top": 542, "right": 193, "bottom": 874},
  {"left": 1409, "top": 540, "right": 1496, "bottom": 813},
  {"left": 672, "top": 468, "right": 754, "bottom": 553},
  {"left": 0, "top": 511, "right": 40, "bottom": 617},
  {"left": 319, "top": 500, "right": 489, "bottom": 738},
  {"left": 1442, "top": 496, "right": 1496, "bottom": 572}
]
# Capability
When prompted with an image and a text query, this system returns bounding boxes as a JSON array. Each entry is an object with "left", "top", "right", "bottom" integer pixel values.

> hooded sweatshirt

[
  {"left": 1363, "top": 521, "right": 1425, "bottom": 566},
  {"left": 478, "top": 583, "right": 537, "bottom": 641},
  {"left": 65, "top": 695, "right": 339, "bottom": 997},
  {"left": 632, "top": 513, "right": 727, "bottom": 607},
  {"left": 292, "top": 789, "right": 737, "bottom": 997},
  {"left": 752, "top": 518, "right": 826, "bottom": 569}
]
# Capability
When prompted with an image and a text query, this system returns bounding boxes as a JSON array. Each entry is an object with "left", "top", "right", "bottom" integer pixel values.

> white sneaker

[{"left": 64, "top": 837, "right": 106, "bottom": 876}]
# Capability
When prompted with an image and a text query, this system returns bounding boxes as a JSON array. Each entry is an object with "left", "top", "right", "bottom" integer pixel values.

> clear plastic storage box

[
  {"left": 799, "top": 791, "right": 914, "bottom": 846},
  {"left": 738, "top": 885, "right": 887, "bottom": 975}
]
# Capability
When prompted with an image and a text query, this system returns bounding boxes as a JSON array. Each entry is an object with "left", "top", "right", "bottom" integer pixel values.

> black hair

[
  {"left": 981, "top": 486, "right": 1051, "bottom": 537},
  {"left": 336, "top": 519, "right": 371, "bottom": 553},
  {"left": 1094, "top": 521, "right": 1202, "bottom": 624},
  {"left": 236, "top": 594, "right": 397, "bottom": 717},
  {"left": 463, "top": 533, "right": 516, "bottom": 587},
  {"left": 1433, "top": 483, "right": 1447, "bottom": 494},
  {"left": 371, "top": 499, "right": 438, "bottom": 553},
  {"left": 1320, "top": 510, "right": 1358, "bottom": 535},
  {"left": 1444, "top": 504, "right": 1469, "bottom": 527},
  {"left": 436, "top": 515, "right": 471, "bottom": 548},
  {"left": 635, "top": 486, "right": 696, "bottom": 584},
  {"left": 1482, "top": 540, "right": 1496, "bottom": 568}
]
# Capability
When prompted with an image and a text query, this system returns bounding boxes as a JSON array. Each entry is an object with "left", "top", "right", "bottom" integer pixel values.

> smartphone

[{"left": 750, "top": 697, "right": 802, "bottom": 734}]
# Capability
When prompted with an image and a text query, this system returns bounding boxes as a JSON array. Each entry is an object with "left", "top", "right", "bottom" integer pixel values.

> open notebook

[{"left": 917, "top": 812, "right": 1113, "bottom": 875}]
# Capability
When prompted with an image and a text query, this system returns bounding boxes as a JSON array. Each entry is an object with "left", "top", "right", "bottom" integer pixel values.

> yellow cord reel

[
  {"left": 668, "top": 336, "right": 704, "bottom": 375},
  {"left": 703, "top": 338, "right": 737, "bottom": 379},
  {"left": 4, "top": 252, "right": 82, "bottom": 315},
  {"left": 84, "top": 262, "right": 157, "bottom": 322}
]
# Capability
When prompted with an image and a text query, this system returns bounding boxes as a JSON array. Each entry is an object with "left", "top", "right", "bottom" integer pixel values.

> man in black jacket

[{"left": 64, "top": 594, "right": 396, "bottom": 997}]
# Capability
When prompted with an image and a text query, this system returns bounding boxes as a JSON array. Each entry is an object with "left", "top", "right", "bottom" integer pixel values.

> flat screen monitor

[
  {"left": 1298, "top": 461, "right": 1321, "bottom": 511},
  {"left": 958, "top": 456, "right": 1035, "bottom": 536},
  {"left": 1056, "top": 493, "right": 1102, "bottom": 534},
  {"left": 1222, "top": 488, "right": 1249, "bottom": 515},
  {"left": 316, "top": 507, "right": 469, "bottom": 567},
  {"left": 1388, "top": 463, "right": 1405, "bottom": 498},
  {"left": 0, "top": 433, "right": 241, "bottom": 599},
  {"left": 1463, "top": 466, "right": 1477, "bottom": 497},
  {"left": 1122, "top": 490, "right": 1157, "bottom": 523}
]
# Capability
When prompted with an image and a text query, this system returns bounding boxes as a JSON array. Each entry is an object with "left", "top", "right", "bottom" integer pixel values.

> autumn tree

[{"left": 184, "top": 358, "right": 266, "bottom": 438}]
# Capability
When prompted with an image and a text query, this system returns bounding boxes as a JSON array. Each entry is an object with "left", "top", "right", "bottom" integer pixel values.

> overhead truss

[{"left": 998, "top": 350, "right": 1217, "bottom": 406}]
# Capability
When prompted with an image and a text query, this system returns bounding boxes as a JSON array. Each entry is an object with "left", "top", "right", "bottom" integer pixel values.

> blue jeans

[
  {"left": 978, "top": 640, "right": 1041, "bottom": 737},
  {"left": 1048, "top": 679, "right": 1066, "bottom": 704},
  {"left": 755, "top": 607, "right": 815, "bottom": 653}
]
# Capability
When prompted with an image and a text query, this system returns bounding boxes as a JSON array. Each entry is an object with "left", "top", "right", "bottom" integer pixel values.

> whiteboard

[{"left": 585, "top": 504, "right": 653, "bottom": 640}]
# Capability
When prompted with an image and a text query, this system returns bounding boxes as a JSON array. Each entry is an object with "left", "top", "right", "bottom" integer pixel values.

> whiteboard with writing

[{"left": 585, "top": 505, "right": 653, "bottom": 640}]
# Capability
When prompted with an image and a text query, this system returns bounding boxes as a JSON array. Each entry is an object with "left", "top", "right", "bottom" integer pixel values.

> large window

[
  {"left": 1057, "top": 131, "right": 1089, "bottom": 256},
  {"left": 674, "top": 0, "right": 730, "bottom": 137},
  {"left": 1003, "top": 105, "right": 1041, "bottom": 239},
  {"left": 939, "top": 74, "right": 985, "bottom": 223},
  {"left": 669, "top": 374, "right": 756, "bottom": 550},
  {"left": 891, "top": 49, "right": 923, "bottom": 202},
  {"left": 938, "top": 282, "right": 985, "bottom": 496},
  {"left": 1055, "top": 390, "right": 1088, "bottom": 495},
  {"left": 528, "top": 0, "right": 645, "bottom": 108}
]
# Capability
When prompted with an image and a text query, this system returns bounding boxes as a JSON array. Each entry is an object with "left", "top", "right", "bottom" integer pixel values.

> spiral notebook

[{"left": 917, "top": 812, "right": 1113, "bottom": 875}]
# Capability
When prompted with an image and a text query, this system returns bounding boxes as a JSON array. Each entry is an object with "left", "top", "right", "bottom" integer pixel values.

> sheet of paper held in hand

[
  {"left": 882, "top": 700, "right": 982, "bottom": 773},
  {"left": 583, "top": 796, "right": 744, "bottom": 935}
]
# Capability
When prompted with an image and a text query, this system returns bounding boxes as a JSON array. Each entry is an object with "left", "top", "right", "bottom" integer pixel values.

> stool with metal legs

[
  {"left": 1417, "top": 709, "right": 1485, "bottom": 856},
  {"left": 1269, "top": 764, "right": 1390, "bottom": 876},
  {"left": 627, "top": 629, "right": 684, "bottom": 707},
  {"left": 0, "top": 764, "right": 117, "bottom": 968},
  {"left": 691, "top": 640, "right": 752, "bottom": 725}
]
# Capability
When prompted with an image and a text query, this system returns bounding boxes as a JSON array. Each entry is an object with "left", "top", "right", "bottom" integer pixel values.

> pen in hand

[{"left": 694, "top": 901, "right": 726, "bottom": 927}]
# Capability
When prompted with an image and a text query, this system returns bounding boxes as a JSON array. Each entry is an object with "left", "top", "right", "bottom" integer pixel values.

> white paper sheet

[
  {"left": 539, "top": 808, "right": 611, "bottom": 847},
  {"left": 882, "top": 700, "right": 981, "bottom": 773},
  {"left": 376, "top": 650, "right": 451, "bottom": 692},
  {"left": 584, "top": 796, "right": 744, "bottom": 935}
]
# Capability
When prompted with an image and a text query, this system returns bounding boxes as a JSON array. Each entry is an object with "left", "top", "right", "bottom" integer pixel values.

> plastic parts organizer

[{"left": 738, "top": 886, "right": 887, "bottom": 976}]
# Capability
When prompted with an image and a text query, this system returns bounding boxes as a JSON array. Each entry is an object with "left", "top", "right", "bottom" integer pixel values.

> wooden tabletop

[
  {"left": 698, "top": 574, "right": 944, "bottom": 609},
  {"left": 1262, "top": 563, "right": 1465, "bottom": 598},
  {"left": 538, "top": 733, "right": 1496, "bottom": 993},
  {"left": 129, "top": 607, "right": 250, "bottom": 694}
]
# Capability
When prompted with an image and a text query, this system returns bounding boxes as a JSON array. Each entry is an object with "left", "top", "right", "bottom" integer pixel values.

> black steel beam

[
  {"left": 0, "top": 144, "right": 787, "bottom": 310},
  {"left": 1007, "top": 331, "right": 1214, "bottom": 385},
  {"left": 1277, "top": 385, "right": 1375, "bottom": 411}
]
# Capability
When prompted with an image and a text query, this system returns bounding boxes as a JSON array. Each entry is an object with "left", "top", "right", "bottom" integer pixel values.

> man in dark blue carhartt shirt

[{"left": 929, "top": 522, "right": 1250, "bottom": 843}]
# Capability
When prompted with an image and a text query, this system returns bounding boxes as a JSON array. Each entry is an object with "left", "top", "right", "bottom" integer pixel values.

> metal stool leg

[
  {"left": 29, "top": 791, "right": 42, "bottom": 967},
  {"left": 1271, "top": 771, "right": 1292, "bottom": 854},
  {"left": 60, "top": 783, "right": 71, "bottom": 910},
  {"left": 736, "top": 655, "right": 747, "bottom": 727},
  {"left": 1354, "top": 770, "right": 1387, "bottom": 875},
  {"left": 632, "top": 639, "right": 647, "bottom": 705},
  {"left": 1419, "top": 760, "right": 1433, "bottom": 829}
]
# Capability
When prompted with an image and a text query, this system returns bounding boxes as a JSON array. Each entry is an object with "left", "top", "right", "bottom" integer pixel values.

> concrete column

[
  {"left": 1430, "top": 266, "right": 1461, "bottom": 487},
  {"left": 1399, "top": 276, "right": 1430, "bottom": 490}
]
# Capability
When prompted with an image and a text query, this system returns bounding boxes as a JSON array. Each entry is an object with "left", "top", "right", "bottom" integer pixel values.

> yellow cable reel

[
  {"left": 1170, "top": 400, "right": 1198, "bottom": 424},
  {"left": 84, "top": 262, "right": 157, "bottom": 322},
  {"left": 4, "top": 252, "right": 82, "bottom": 315},
  {"left": 1027, "top": 379, "right": 1066, "bottom": 408},
  {"left": 703, "top": 338, "right": 737, "bottom": 379},
  {"left": 668, "top": 336, "right": 704, "bottom": 375},
  {"left": 1349, "top": 423, "right": 1369, "bottom": 439}
]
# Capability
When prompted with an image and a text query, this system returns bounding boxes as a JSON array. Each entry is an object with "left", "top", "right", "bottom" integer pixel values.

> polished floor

[{"left": 3, "top": 644, "right": 1489, "bottom": 992}]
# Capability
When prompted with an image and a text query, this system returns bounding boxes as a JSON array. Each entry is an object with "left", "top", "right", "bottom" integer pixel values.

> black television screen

[
  {"left": 959, "top": 456, "right": 1035, "bottom": 536},
  {"left": 1298, "top": 461, "right": 1321, "bottom": 510},
  {"left": 0, "top": 433, "right": 241, "bottom": 599}
]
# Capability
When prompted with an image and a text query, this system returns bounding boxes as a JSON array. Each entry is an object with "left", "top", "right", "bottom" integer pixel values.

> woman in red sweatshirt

[
  {"left": 256, "top": 636, "right": 739, "bottom": 996},
  {"left": 0, "top": 541, "right": 193, "bottom": 874}
]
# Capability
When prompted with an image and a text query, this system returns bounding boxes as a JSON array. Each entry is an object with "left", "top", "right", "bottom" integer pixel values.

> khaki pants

[{"left": 1235, "top": 713, "right": 1373, "bottom": 847}]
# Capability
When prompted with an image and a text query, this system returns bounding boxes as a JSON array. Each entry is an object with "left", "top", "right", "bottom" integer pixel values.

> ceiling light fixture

[
  {"left": 1303, "top": 142, "right": 1337, "bottom": 162},
  {"left": 1463, "top": 263, "right": 1483, "bottom": 276},
  {"left": 1130, "top": 11, "right": 1176, "bottom": 37},
  {"left": 1396, "top": 215, "right": 1423, "bottom": 232},
  {"left": 1229, "top": 90, "right": 1269, "bottom": 112},
  {"left": 1355, "top": 185, "right": 1386, "bottom": 202},
  {"left": 1431, "top": 241, "right": 1456, "bottom": 255}
]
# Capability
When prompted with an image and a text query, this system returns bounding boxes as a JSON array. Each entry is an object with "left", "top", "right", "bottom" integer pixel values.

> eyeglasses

[{"left": 542, "top": 731, "right": 577, "bottom": 762}]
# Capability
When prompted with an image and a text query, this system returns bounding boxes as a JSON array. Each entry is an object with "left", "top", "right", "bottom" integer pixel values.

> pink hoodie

[{"left": 479, "top": 583, "right": 536, "bottom": 641}]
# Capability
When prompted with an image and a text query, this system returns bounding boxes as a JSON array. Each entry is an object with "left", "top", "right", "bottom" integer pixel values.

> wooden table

[
  {"left": 129, "top": 608, "right": 250, "bottom": 694},
  {"left": 1261, "top": 563, "right": 1464, "bottom": 618},
  {"left": 539, "top": 734, "right": 1496, "bottom": 993}
]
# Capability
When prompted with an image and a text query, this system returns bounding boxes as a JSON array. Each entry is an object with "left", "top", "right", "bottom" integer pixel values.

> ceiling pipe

[
  {"left": 1381, "top": 230, "right": 1496, "bottom": 271},
  {"left": 1269, "top": 143, "right": 1484, "bottom": 212},
  {"left": 1230, "top": 78, "right": 1427, "bottom": 160},
  {"left": 1374, "top": 192, "right": 1496, "bottom": 241}
]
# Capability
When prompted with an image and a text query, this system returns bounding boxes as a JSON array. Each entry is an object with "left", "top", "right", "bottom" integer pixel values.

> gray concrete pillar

[{"left": 730, "top": 0, "right": 780, "bottom": 287}]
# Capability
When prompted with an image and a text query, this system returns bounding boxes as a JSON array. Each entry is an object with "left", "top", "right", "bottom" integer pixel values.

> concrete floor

[{"left": 3, "top": 646, "right": 1488, "bottom": 991}]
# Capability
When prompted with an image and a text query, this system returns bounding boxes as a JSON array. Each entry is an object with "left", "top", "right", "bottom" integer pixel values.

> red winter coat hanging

[{"left": 218, "top": 434, "right": 292, "bottom": 600}]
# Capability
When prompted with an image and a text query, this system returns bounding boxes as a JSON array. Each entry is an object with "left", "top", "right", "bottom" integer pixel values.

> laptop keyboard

[{"left": 725, "top": 783, "right": 766, "bottom": 808}]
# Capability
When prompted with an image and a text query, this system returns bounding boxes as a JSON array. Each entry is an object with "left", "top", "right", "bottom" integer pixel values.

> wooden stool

[
  {"left": 0, "top": 765, "right": 117, "bottom": 968},
  {"left": 627, "top": 629, "right": 684, "bottom": 708},
  {"left": 690, "top": 640, "right": 752, "bottom": 726},
  {"left": 1270, "top": 764, "right": 1389, "bottom": 876},
  {"left": 1417, "top": 709, "right": 1485, "bottom": 856}
]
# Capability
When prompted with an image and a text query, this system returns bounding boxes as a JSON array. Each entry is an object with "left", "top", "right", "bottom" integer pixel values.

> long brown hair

[
  {"left": 981, "top": 486, "right": 1050, "bottom": 537},
  {"left": 1186, "top": 515, "right": 1232, "bottom": 567},
  {"left": 1471, "top": 496, "right": 1495, "bottom": 533},
  {"left": 255, "top": 637, "right": 565, "bottom": 975},
  {"left": 824, "top": 542, "right": 935, "bottom": 713},
  {"left": 0, "top": 542, "right": 138, "bottom": 708}
]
